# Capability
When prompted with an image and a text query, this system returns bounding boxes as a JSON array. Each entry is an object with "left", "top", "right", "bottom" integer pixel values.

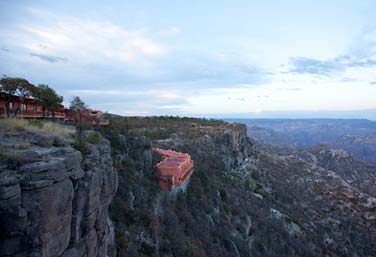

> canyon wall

[{"left": 0, "top": 130, "right": 118, "bottom": 257}]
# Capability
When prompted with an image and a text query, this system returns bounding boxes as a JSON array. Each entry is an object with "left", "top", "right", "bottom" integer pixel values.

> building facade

[
  {"left": 0, "top": 92, "right": 108, "bottom": 126},
  {"left": 153, "top": 148, "right": 194, "bottom": 190}
]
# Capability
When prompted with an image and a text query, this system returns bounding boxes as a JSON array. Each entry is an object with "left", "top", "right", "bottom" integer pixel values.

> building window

[
  {"left": 32, "top": 104, "right": 37, "bottom": 111},
  {"left": 22, "top": 103, "right": 27, "bottom": 110}
]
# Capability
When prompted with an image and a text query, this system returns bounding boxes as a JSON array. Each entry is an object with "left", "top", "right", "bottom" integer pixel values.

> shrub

[
  {"left": 123, "top": 158, "right": 135, "bottom": 171},
  {"left": 0, "top": 149, "right": 24, "bottom": 169},
  {"left": 85, "top": 131, "right": 101, "bottom": 144},
  {"left": 117, "top": 235, "right": 129, "bottom": 251},
  {"left": 210, "top": 183, "right": 227, "bottom": 200},
  {"left": 19, "top": 142, "right": 31, "bottom": 150},
  {"left": 72, "top": 138, "right": 90, "bottom": 155},
  {"left": 140, "top": 242, "right": 155, "bottom": 256},
  {"left": 195, "top": 169, "right": 209, "bottom": 187},
  {"left": 152, "top": 151, "right": 163, "bottom": 165}
]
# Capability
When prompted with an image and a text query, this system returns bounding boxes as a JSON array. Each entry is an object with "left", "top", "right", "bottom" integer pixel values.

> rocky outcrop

[
  {"left": 0, "top": 129, "right": 118, "bottom": 257},
  {"left": 156, "top": 123, "right": 257, "bottom": 176}
]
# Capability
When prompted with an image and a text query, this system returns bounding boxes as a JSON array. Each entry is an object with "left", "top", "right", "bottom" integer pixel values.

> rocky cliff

[
  {"left": 0, "top": 128, "right": 118, "bottom": 257},
  {"left": 2, "top": 117, "right": 375, "bottom": 257},
  {"left": 101, "top": 117, "right": 376, "bottom": 257}
]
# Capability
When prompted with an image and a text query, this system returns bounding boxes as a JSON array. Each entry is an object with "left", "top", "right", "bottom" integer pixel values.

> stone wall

[{"left": 0, "top": 130, "right": 118, "bottom": 257}]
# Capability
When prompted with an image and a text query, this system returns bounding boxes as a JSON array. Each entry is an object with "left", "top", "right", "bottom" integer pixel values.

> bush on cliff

[{"left": 72, "top": 138, "right": 91, "bottom": 155}]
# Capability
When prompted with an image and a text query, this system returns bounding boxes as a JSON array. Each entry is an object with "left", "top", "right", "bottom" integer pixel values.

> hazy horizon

[{"left": 1, "top": 0, "right": 376, "bottom": 117}]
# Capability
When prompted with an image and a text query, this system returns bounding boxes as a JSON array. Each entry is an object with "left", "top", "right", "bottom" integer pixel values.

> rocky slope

[
  {"left": 234, "top": 119, "right": 376, "bottom": 163},
  {"left": 100, "top": 117, "right": 376, "bottom": 257},
  {"left": 332, "top": 133, "right": 376, "bottom": 163},
  {"left": 0, "top": 128, "right": 118, "bottom": 257},
  {"left": 293, "top": 145, "right": 376, "bottom": 197}
]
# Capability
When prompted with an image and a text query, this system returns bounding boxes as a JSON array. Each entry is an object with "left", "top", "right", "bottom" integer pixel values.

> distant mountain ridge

[
  {"left": 332, "top": 133, "right": 376, "bottom": 163},
  {"left": 226, "top": 118, "right": 376, "bottom": 163}
]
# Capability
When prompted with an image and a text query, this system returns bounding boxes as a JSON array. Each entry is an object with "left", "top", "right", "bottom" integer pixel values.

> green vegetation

[
  {"left": 99, "top": 116, "right": 227, "bottom": 140},
  {"left": 0, "top": 149, "right": 24, "bottom": 169},
  {"left": 85, "top": 131, "right": 101, "bottom": 144},
  {"left": 70, "top": 96, "right": 89, "bottom": 129},
  {"left": 70, "top": 96, "right": 87, "bottom": 112},
  {"left": 195, "top": 168, "right": 210, "bottom": 188},
  {"left": 71, "top": 131, "right": 103, "bottom": 155},
  {"left": 33, "top": 84, "right": 64, "bottom": 119},
  {"left": 103, "top": 116, "right": 317, "bottom": 257},
  {"left": 140, "top": 242, "right": 155, "bottom": 256},
  {"left": 72, "top": 138, "right": 90, "bottom": 155},
  {"left": 116, "top": 235, "right": 130, "bottom": 251}
]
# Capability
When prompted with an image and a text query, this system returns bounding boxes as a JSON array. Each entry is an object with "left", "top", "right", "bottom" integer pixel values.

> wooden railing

[
  {"left": 18, "top": 110, "right": 66, "bottom": 119},
  {"left": 0, "top": 107, "right": 109, "bottom": 126},
  {"left": 0, "top": 108, "right": 65, "bottom": 119}
]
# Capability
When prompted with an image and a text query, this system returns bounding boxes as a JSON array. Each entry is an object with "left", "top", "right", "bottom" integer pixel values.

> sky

[{"left": 1, "top": 0, "right": 376, "bottom": 118}]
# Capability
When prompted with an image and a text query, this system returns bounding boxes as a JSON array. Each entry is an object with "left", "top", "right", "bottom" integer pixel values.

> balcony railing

[
  {"left": 0, "top": 109, "right": 65, "bottom": 119},
  {"left": 0, "top": 108, "right": 109, "bottom": 126},
  {"left": 18, "top": 110, "right": 66, "bottom": 118}
]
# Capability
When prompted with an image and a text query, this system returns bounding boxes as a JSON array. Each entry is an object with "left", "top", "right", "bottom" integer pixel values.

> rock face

[
  {"left": 0, "top": 130, "right": 118, "bottom": 257},
  {"left": 104, "top": 117, "right": 376, "bottom": 257},
  {"left": 155, "top": 123, "right": 257, "bottom": 176}
]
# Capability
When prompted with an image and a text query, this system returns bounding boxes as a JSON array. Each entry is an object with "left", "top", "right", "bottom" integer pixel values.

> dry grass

[
  {"left": 0, "top": 118, "right": 34, "bottom": 132},
  {"left": 0, "top": 118, "right": 75, "bottom": 139},
  {"left": 40, "top": 122, "right": 75, "bottom": 139}
]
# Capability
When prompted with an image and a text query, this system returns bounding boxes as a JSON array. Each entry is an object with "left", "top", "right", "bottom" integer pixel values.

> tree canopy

[
  {"left": 0, "top": 77, "right": 37, "bottom": 96},
  {"left": 0, "top": 77, "right": 37, "bottom": 117},
  {"left": 34, "top": 84, "right": 64, "bottom": 118},
  {"left": 70, "top": 96, "right": 87, "bottom": 112},
  {"left": 35, "top": 84, "right": 63, "bottom": 109}
]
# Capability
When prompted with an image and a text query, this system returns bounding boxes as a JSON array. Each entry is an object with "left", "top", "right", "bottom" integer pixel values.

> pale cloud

[
  {"left": 64, "top": 88, "right": 190, "bottom": 116},
  {"left": 29, "top": 52, "right": 68, "bottom": 63},
  {"left": 157, "top": 91, "right": 180, "bottom": 100},
  {"left": 121, "top": 110, "right": 151, "bottom": 116},
  {"left": 158, "top": 26, "right": 181, "bottom": 36},
  {"left": 1, "top": 2, "right": 376, "bottom": 117},
  {"left": 1, "top": 8, "right": 268, "bottom": 91},
  {"left": 18, "top": 11, "right": 167, "bottom": 66},
  {"left": 286, "top": 28, "right": 376, "bottom": 77},
  {"left": 68, "top": 89, "right": 181, "bottom": 98}
]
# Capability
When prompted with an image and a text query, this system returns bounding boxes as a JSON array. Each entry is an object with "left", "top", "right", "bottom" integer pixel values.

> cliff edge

[{"left": 0, "top": 122, "right": 118, "bottom": 257}]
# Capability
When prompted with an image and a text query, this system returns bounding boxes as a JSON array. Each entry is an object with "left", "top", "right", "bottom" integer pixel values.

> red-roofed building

[
  {"left": 0, "top": 92, "right": 108, "bottom": 126},
  {"left": 153, "top": 148, "right": 194, "bottom": 191}
]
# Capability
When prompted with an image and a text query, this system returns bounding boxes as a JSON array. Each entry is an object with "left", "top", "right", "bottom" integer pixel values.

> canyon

[{"left": 1, "top": 117, "right": 375, "bottom": 257}]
